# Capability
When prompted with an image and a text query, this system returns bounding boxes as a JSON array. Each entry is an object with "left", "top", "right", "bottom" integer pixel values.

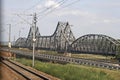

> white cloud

[
  {"left": 36, "top": 5, "right": 42, "bottom": 10},
  {"left": 3, "top": 0, "right": 120, "bottom": 41},
  {"left": 86, "top": 1, "right": 120, "bottom": 8},
  {"left": 45, "top": 0, "right": 60, "bottom": 8},
  {"left": 103, "top": 19, "right": 111, "bottom": 23},
  {"left": 35, "top": 0, "right": 60, "bottom": 12},
  {"left": 40, "top": 7, "right": 120, "bottom": 26},
  {"left": 54, "top": 9, "right": 90, "bottom": 17}
]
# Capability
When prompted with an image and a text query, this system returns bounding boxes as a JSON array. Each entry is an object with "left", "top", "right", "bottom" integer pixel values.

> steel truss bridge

[{"left": 14, "top": 22, "right": 120, "bottom": 55}]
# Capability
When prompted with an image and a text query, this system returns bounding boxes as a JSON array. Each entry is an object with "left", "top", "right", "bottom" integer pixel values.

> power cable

[
  {"left": 14, "top": 0, "right": 80, "bottom": 26},
  {"left": 22, "top": 0, "right": 44, "bottom": 13},
  {"left": 36, "top": 0, "right": 66, "bottom": 16},
  {"left": 37, "top": 0, "right": 80, "bottom": 20},
  {"left": 16, "top": 14, "right": 32, "bottom": 25},
  {"left": 14, "top": 0, "right": 66, "bottom": 26},
  {"left": 60, "top": 0, "right": 81, "bottom": 9}
]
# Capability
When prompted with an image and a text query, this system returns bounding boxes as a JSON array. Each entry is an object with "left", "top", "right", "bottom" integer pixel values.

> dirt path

[{"left": 0, "top": 62, "right": 26, "bottom": 80}]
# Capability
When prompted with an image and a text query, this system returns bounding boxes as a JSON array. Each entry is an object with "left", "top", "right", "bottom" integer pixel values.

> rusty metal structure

[{"left": 14, "top": 22, "right": 120, "bottom": 55}]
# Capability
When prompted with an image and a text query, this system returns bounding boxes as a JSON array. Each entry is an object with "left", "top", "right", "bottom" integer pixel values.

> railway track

[
  {"left": 1, "top": 58, "right": 54, "bottom": 80},
  {"left": 1, "top": 48, "right": 120, "bottom": 70}
]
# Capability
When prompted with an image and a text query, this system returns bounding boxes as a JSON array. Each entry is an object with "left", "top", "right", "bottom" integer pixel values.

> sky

[{"left": 1, "top": 0, "right": 120, "bottom": 42}]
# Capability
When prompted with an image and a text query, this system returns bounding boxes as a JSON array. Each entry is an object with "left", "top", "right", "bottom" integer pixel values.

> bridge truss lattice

[{"left": 14, "top": 22, "right": 120, "bottom": 55}]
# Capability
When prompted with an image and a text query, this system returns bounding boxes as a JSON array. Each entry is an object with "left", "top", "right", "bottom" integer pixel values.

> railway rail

[
  {"left": 1, "top": 48, "right": 120, "bottom": 70},
  {"left": 1, "top": 58, "right": 58, "bottom": 80}
]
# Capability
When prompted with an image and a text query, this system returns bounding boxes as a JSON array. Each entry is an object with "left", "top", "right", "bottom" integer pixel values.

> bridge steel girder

[
  {"left": 14, "top": 37, "right": 26, "bottom": 48},
  {"left": 36, "top": 22, "right": 75, "bottom": 52},
  {"left": 70, "top": 34, "right": 120, "bottom": 55},
  {"left": 14, "top": 22, "right": 120, "bottom": 55},
  {"left": 17, "top": 22, "right": 75, "bottom": 52}
]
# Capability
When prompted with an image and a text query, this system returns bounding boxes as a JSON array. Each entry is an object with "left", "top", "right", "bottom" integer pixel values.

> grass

[
  {"left": 71, "top": 53, "right": 115, "bottom": 60},
  {"left": 71, "top": 54, "right": 119, "bottom": 63},
  {"left": 15, "top": 58, "right": 120, "bottom": 80},
  {"left": 37, "top": 50, "right": 58, "bottom": 55},
  {"left": 12, "top": 48, "right": 59, "bottom": 55}
]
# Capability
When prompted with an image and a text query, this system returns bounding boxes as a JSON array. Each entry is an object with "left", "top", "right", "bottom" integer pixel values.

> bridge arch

[
  {"left": 70, "top": 34, "right": 120, "bottom": 55},
  {"left": 14, "top": 37, "right": 26, "bottom": 48}
]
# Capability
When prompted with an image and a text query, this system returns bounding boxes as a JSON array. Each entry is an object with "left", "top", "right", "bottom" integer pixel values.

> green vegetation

[
  {"left": 71, "top": 53, "right": 114, "bottom": 60},
  {"left": 12, "top": 48, "right": 59, "bottom": 55},
  {"left": 37, "top": 50, "right": 58, "bottom": 55},
  {"left": 15, "top": 58, "right": 120, "bottom": 80}
]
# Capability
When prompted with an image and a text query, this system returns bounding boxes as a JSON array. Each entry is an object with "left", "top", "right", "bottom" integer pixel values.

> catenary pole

[{"left": 32, "top": 13, "right": 37, "bottom": 67}]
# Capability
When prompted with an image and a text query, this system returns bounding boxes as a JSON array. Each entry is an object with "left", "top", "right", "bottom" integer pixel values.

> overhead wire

[
  {"left": 13, "top": 0, "right": 43, "bottom": 26},
  {"left": 14, "top": 0, "right": 66, "bottom": 26},
  {"left": 22, "top": 0, "right": 44, "bottom": 13},
  {"left": 16, "top": 14, "right": 32, "bottom": 25},
  {"left": 37, "top": 0, "right": 68, "bottom": 20},
  {"left": 60, "top": 0, "right": 80, "bottom": 9},
  {"left": 37, "top": 0, "right": 81, "bottom": 20},
  {"left": 36, "top": 0, "right": 67, "bottom": 17},
  {"left": 14, "top": 0, "right": 81, "bottom": 26}
]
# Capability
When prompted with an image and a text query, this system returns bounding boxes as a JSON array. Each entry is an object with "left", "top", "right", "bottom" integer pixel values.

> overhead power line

[
  {"left": 60, "top": 0, "right": 81, "bottom": 9},
  {"left": 22, "top": 0, "right": 44, "bottom": 13},
  {"left": 16, "top": 14, "right": 32, "bottom": 25},
  {"left": 37, "top": 0, "right": 81, "bottom": 20},
  {"left": 14, "top": 0, "right": 81, "bottom": 26},
  {"left": 14, "top": 0, "right": 66, "bottom": 26},
  {"left": 36, "top": 0, "right": 67, "bottom": 17}
]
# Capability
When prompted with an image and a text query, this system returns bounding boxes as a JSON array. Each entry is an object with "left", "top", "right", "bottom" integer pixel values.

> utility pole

[
  {"left": 32, "top": 13, "right": 37, "bottom": 67},
  {"left": 7, "top": 24, "right": 11, "bottom": 59},
  {"left": 8, "top": 24, "right": 11, "bottom": 48}
]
